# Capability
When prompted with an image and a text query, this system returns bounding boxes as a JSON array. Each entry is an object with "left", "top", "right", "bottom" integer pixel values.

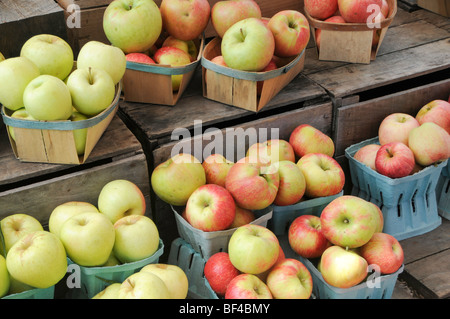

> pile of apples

[
  {"left": 102, "top": 0, "right": 210, "bottom": 91},
  {"left": 205, "top": 224, "right": 313, "bottom": 299},
  {"left": 0, "top": 179, "right": 163, "bottom": 299},
  {"left": 305, "top": 0, "right": 391, "bottom": 49},
  {"left": 92, "top": 263, "right": 189, "bottom": 299},
  {"left": 151, "top": 123, "right": 345, "bottom": 233},
  {"left": 288, "top": 195, "right": 404, "bottom": 289},
  {"left": 0, "top": 34, "right": 126, "bottom": 155},
  {"left": 208, "top": 0, "right": 310, "bottom": 73},
  {"left": 354, "top": 99, "right": 450, "bottom": 179}
]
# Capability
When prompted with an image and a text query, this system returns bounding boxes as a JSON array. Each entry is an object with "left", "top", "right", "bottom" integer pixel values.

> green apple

[
  {"left": 0, "top": 57, "right": 40, "bottom": 111},
  {"left": 49, "top": 201, "right": 99, "bottom": 238},
  {"left": 228, "top": 224, "right": 280, "bottom": 274},
  {"left": 60, "top": 212, "right": 115, "bottom": 266},
  {"left": 153, "top": 46, "right": 191, "bottom": 91},
  {"left": 162, "top": 36, "right": 198, "bottom": 62},
  {"left": 119, "top": 272, "right": 171, "bottom": 299},
  {"left": 7, "top": 108, "right": 35, "bottom": 141},
  {"left": 20, "top": 34, "right": 74, "bottom": 80},
  {"left": 151, "top": 153, "right": 206, "bottom": 206},
  {"left": 23, "top": 75, "right": 73, "bottom": 121},
  {"left": 77, "top": 41, "right": 126, "bottom": 85},
  {"left": 6, "top": 231, "right": 67, "bottom": 289},
  {"left": 221, "top": 17, "right": 275, "bottom": 71},
  {"left": 113, "top": 215, "right": 160, "bottom": 263},
  {"left": 319, "top": 245, "right": 368, "bottom": 289},
  {"left": 70, "top": 112, "right": 89, "bottom": 156},
  {"left": 140, "top": 264, "right": 189, "bottom": 299},
  {"left": 102, "top": 251, "right": 121, "bottom": 266},
  {"left": 92, "top": 283, "right": 121, "bottom": 299},
  {"left": 66, "top": 67, "right": 116, "bottom": 116},
  {"left": 1, "top": 213, "right": 43, "bottom": 254},
  {"left": 98, "top": 179, "right": 146, "bottom": 224},
  {"left": 103, "top": 0, "right": 162, "bottom": 54},
  {"left": 0, "top": 255, "right": 10, "bottom": 298}
]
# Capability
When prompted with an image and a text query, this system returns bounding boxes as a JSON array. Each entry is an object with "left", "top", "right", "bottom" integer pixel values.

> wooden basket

[
  {"left": 306, "top": 0, "right": 397, "bottom": 64},
  {"left": 1, "top": 83, "right": 121, "bottom": 165},
  {"left": 201, "top": 37, "right": 305, "bottom": 112},
  {"left": 122, "top": 37, "right": 204, "bottom": 106}
]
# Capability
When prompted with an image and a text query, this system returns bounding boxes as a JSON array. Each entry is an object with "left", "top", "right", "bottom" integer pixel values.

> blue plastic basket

[
  {"left": 436, "top": 161, "right": 450, "bottom": 220},
  {"left": 299, "top": 256, "right": 403, "bottom": 299},
  {"left": 1, "top": 286, "right": 55, "bottom": 299},
  {"left": 345, "top": 137, "right": 446, "bottom": 241},
  {"left": 268, "top": 191, "right": 344, "bottom": 236},
  {"left": 167, "top": 238, "right": 218, "bottom": 299},
  {"left": 66, "top": 239, "right": 164, "bottom": 299}
]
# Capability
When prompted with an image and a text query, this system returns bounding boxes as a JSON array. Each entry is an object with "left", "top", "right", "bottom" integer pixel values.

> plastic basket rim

[
  {"left": 1, "top": 285, "right": 55, "bottom": 299},
  {"left": 345, "top": 136, "right": 449, "bottom": 185},
  {"left": 66, "top": 239, "right": 164, "bottom": 275},
  {"left": 273, "top": 190, "right": 344, "bottom": 213}
]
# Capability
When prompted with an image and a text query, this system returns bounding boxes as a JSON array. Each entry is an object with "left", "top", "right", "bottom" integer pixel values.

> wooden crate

[
  {"left": 0, "top": 115, "right": 151, "bottom": 229},
  {"left": 122, "top": 37, "right": 204, "bottom": 105},
  {"left": 417, "top": 0, "right": 450, "bottom": 17},
  {"left": 1, "top": 84, "right": 121, "bottom": 165},
  {"left": 56, "top": 0, "right": 113, "bottom": 57},
  {"left": 201, "top": 37, "right": 306, "bottom": 112},
  {"left": 306, "top": 0, "right": 397, "bottom": 64},
  {"left": 0, "top": 0, "right": 68, "bottom": 59}
]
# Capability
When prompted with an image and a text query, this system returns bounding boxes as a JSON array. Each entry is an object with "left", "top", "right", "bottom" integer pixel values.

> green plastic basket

[
  {"left": 2, "top": 286, "right": 55, "bottom": 299},
  {"left": 167, "top": 238, "right": 218, "bottom": 299},
  {"left": 345, "top": 137, "right": 446, "bottom": 241},
  {"left": 66, "top": 239, "right": 164, "bottom": 299}
]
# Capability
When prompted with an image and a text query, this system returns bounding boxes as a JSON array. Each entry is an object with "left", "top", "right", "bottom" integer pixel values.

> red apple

[
  {"left": 125, "top": 52, "right": 155, "bottom": 64},
  {"left": 273, "top": 160, "right": 306, "bottom": 206},
  {"left": 315, "top": 15, "right": 346, "bottom": 50},
  {"left": 289, "top": 124, "right": 335, "bottom": 158},
  {"left": 160, "top": 0, "right": 211, "bottom": 41},
  {"left": 320, "top": 245, "right": 368, "bottom": 288},
  {"left": 204, "top": 252, "right": 240, "bottom": 296},
  {"left": 353, "top": 144, "right": 381, "bottom": 170},
  {"left": 338, "top": 0, "right": 383, "bottom": 23},
  {"left": 381, "top": 0, "right": 389, "bottom": 17},
  {"left": 185, "top": 184, "right": 236, "bottom": 231},
  {"left": 202, "top": 153, "right": 234, "bottom": 187},
  {"left": 225, "top": 156, "right": 279, "bottom": 210},
  {"left": 266, "top": 258, "right": 313, "bottom": 299},
  {"left": 211, "top": 0, "right": 262, "bottom": 38},
  {"left": 360, "top": 232, "right": 404, "bottom": 275},
  {"left": 246, "top": 139, "right": 295, "bottom": 164},
  {"left": 408, "top": 122, "right": 450, "bottom": 166},
  {"left": 305, "top": 0, "right": 339, "bottom": 20},
  {"left": 321, "top": 195, "right": 378, "bottom": 248},
  {"left": 288, "top": 215, "right": 332, "bottom": 259},
  {"left": 415, "top": 100, "right": 450, "bottom": 134},
  {"left": 225, "top": 273, "right": 272, "bottom": 299},
  {"left": 211, "top": 55, "right": 227, "bottom": 66},
  {"left": 296, "top": 153, "right": 345, "bottom": 198},
  {"left": 378, "top": 113, "right": 420, "bottom": 146},
  {"left": 267, "top": 10, "right": 310, "bottom": 58},
  {"left": 229, "top": 206, "right": 255, "bottom": 228},
  {"left": 375, "top": 142, "right": 415, "bottom": 178}
]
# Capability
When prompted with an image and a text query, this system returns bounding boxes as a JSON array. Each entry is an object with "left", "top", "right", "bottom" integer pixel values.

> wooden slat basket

[
  {"left": 1, "top": 83, "right": 121, "bottom": 165},
  {"left": 306, "top": 0, "right": 397, "bottom": 64},
  {"left": 122, "top": 36, "right": 204, "bottom": 106},
  {"left": 201, "top": 37, "right": 306, "bottom": 112}
]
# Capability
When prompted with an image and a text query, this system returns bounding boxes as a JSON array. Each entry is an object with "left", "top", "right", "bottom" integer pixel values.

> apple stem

[
  {"left": 240, "top": 28, "right": 245, "bottom": 41},
  {"left": 88, "top": 67, "right": 93, "bottom": 85}
]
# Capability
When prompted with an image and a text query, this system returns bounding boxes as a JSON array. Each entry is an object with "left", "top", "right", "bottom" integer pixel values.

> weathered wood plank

[{"left": 307, "top": 38, "right": 450, "bottom": 98}]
